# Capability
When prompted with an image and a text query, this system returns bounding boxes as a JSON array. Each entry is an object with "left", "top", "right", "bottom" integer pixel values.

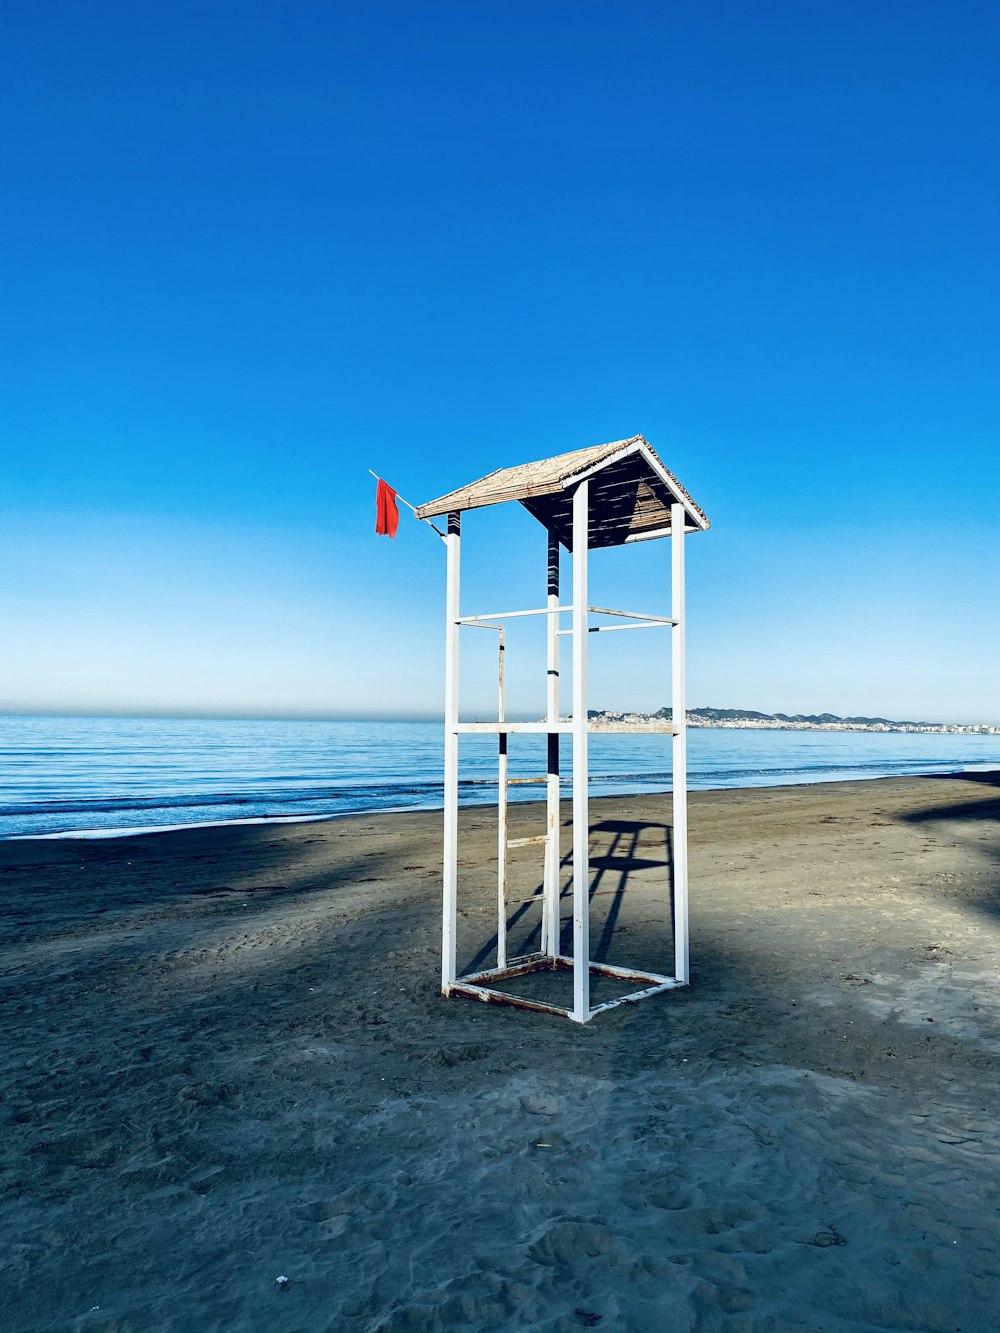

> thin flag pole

[{"left": 368, "top": 470, "right": 446, "bottom": 540}]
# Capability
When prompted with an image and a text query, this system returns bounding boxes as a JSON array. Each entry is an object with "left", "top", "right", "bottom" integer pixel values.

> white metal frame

[{"left": 440, "top": 494, "right": 691, "bottom": 1022}]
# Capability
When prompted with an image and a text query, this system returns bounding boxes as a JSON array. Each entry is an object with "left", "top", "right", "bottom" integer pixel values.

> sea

[{"left": 2, "top": 714, "right": 999, "bottom": 840}]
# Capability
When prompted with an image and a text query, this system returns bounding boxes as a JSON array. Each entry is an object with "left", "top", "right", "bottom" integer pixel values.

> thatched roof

[{"left": 415, "top": 435, "right": 709, "bottom": 549}]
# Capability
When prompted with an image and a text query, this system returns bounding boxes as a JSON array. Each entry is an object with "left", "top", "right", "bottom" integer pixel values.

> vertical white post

[
  {"left": 497, "top": 628, "right": 508, "bottom": 970},
  {"left": 544, "top": 529, "right": 561, "bottom": 959},
  {"left": 670, "top": 502, "right": 689, "bottom": 984},
  {"left": 571, "top": 482, "right": 591, "bottom": 1022},
  {"left": 441, "top": 511, "right": 461, "bottom": 992}
]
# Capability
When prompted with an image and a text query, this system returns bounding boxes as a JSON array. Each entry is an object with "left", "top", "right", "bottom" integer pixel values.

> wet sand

[{"left": 1, "top": 773, "right": 999, "bottom": 1332}]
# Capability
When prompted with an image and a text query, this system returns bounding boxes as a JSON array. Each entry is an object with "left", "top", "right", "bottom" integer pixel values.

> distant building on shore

[{"left": 585, "top": 706, "right": 1000, "bottom": 736}]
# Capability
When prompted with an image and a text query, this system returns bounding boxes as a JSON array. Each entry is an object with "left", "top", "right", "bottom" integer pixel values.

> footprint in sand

[
  {"left": 691, "top": 1279, "right": 755, "bottom": 1314},
  {"left": 646, "top": 1185, "right": 695, "bottom": 1212},
  {"left": 519, "top": 1093, "right": 563, "bottom": 1116},
  {"left": 29, "top": 1132, "right": 125, "bottom": 1169},
  {"left": 528, "top": 1219, "right": 616, "bottom": 1266}
]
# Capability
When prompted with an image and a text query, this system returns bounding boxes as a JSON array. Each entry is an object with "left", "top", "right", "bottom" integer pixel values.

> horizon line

[
  {"left": 1, "top": 705, "right": 996, "bottom": 728},
  {"left": 0, "top": 708, "right": 441, "bottom": 723}
]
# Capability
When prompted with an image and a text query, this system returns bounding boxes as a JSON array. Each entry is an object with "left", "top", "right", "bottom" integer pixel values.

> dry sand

[{"left": 1, "top": 773, "right": 999, "bottom": 1333}]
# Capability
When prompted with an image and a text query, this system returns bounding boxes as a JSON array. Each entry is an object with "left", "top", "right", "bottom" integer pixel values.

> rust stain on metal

[
  {"left": 448, "top": 983, "right": 571, "bottom": 1019},
  {"left": 463, "top": 953, "right": 557, "bottom": 985}
]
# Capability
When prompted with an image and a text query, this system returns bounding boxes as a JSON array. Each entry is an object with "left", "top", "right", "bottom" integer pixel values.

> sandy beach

[{"left": 1, "top": 773, "right": 998, "bottom": 1332}]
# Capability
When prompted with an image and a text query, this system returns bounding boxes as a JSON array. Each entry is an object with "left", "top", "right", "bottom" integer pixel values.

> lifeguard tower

[{"left": 415, "top": 435, "right": 709, "bottom": 1023}]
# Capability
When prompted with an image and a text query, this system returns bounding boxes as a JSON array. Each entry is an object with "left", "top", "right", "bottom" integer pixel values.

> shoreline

[
  {"left": 3, "top": 771, "right": 999, "bottom": 1330},
  {"left": 6, "top": 763, "right": 1000, "bottom": 843}
]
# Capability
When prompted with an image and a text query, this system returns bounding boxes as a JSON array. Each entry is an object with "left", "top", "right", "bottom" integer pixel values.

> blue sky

[{"left": 2, "top": 0, "right": 998, "bottom": 721}]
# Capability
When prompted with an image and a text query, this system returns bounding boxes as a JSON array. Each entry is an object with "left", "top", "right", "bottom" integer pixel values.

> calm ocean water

[{"left": 2, "top": 715, "right": 999, "bottom": 839}]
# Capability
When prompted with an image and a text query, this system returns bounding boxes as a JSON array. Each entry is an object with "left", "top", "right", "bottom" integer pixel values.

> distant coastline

[{"left": 590, "top": 706, "right": 1000, "bottom": 735}]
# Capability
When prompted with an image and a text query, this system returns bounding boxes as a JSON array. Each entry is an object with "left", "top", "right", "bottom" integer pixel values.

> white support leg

[
  {"left": 441, "top": 511, "right": 461, "bottom": 992},
  {"left": 670, "top": 503, "right": 689, "bottom": 985},
  {"left": 544, "top": 530, "right": 561, "bottom": 958},
  {"left": 497, "top": 628, "right": 508, "bottom": 970},
  {"left": 571, "top": 482, "right": 591, "bottom": 1022}
]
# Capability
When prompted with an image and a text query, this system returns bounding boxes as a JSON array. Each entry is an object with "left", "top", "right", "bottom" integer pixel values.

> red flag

[{"left": 375, "top": 478, "right": 400, "bottom": 537}]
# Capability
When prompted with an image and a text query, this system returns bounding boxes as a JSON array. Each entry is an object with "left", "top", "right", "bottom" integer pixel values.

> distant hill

[
  {"left": 587, "top": 706, "right": 999, "bottom": 735},
  {"left": 684, "top": 706, "right": 936, "bottom": 728}
]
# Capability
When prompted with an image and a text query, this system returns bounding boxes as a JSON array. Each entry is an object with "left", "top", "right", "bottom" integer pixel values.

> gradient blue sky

[{"left": 2, "top": 0, "right": 998, "bottom": 721}]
